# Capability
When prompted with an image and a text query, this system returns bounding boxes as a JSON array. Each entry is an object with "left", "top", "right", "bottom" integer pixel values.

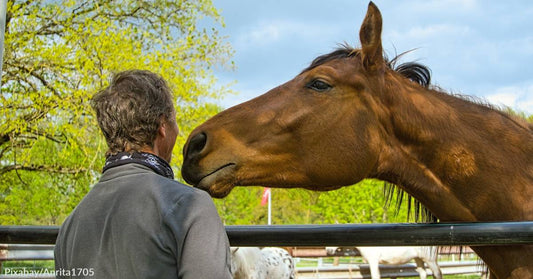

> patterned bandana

[{"left": 103, "top": 152, "right": 174, "bottom": 180}]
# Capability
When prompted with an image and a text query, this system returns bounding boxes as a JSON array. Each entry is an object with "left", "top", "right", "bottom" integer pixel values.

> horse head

[{"left": 182, "top": 2, "right": 390, "bottom": 198}]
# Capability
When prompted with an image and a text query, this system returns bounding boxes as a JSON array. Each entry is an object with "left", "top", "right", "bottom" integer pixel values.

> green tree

[
  {"left": 310, "top": 180, "right": 390, "bottom": 224},
  {"left": 215, "top": 180, "right": 418, "bottom": 226},
  {"left": 0, "top": 0, "right": 233, "bottom": 224},
  {"left": 214, "top": 187, "right": 266, "bottom": 225}
]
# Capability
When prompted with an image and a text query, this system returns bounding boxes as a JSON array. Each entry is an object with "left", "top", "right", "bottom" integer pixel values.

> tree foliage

[
  {"left": 0, "top": 0, "right": 233, "bottom": 224},
  {"left": 215, "top": 179, "right": 414, "bottom": 226}
]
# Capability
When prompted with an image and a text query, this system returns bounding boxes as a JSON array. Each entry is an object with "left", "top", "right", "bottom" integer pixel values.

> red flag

[{"left": 261, "top": 187, "right": 271, "bottom": 206}]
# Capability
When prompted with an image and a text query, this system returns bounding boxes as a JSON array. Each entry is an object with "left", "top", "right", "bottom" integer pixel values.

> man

[{"left": 54, "top": 70, "right": 232, "bottom": 279}]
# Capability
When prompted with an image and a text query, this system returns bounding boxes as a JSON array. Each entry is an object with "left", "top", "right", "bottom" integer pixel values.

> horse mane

[
  {"left": 302, "top": 44, "right": 432, "bottom": 88},
  {"left": 384, "top": 183, "right": 436, "bottom": 223}
]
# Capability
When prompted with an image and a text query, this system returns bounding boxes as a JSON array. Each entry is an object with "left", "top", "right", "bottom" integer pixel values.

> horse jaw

[{"left": 194, "top": 163, "right": 237, "bottom": 198}]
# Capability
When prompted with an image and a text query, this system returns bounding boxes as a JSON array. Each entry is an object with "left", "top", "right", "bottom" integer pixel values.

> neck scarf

[{"left": 103, "top": 152, "right": 174, "bottom": 180}]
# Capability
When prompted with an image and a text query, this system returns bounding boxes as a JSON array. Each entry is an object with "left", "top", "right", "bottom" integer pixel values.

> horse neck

[{"left": 375, "top": 78, "right": 533, "bottom": 221}]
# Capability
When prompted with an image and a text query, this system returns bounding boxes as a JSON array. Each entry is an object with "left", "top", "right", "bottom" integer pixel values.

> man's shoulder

[
  {"left": 91, "top": 163, "right": 211, "bottom": 209},
  {"left": 100, "top": 164, "right": 197, "bottom": 192},
  {"left": 133, "top": 168, "right": 213, "bottom": 209},
  {"left": 161, "top": 180, "right": 212, "bottom": 205}
]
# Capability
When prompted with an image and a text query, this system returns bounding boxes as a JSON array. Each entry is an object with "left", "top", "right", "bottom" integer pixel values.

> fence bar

[
  {"left": 226, "top": 222, "right": 533, "bottom": 246},
  {"left": 0, "top": 244, "right": 54, "bottom": 261},
  {"left": 0, "top": 226, "right": 58, "bottom": 245},
  {"left": 1, "top": 222, "right": 532, "bottom": 246}
]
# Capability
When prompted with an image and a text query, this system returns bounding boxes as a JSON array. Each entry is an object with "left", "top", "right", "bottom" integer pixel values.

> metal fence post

[{"left": 0, "top": 0, "right": 7, "bottom": 89}]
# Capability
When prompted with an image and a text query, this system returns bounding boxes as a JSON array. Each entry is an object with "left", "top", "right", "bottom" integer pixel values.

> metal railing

[
  {"left": 296, "top": 261, "right": 485, "bottom": 279},
  {"left": 0, "top": 244, "right": 54, "bottom": 261},
  {"left": 1, "top": 221, "right": 532, "bottom": 246},
  {"left": 1, "top": 222, "right": 531, "bottom": 278}
]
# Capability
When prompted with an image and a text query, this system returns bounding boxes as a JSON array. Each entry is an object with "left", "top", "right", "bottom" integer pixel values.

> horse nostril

[{"left": 185, "top": 132, "right": 207, "bottom": 159}]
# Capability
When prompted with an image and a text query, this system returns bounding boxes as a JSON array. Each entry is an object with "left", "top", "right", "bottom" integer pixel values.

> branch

[
  {"left": 0, "top": 164, "right": 89, "bottom": 175},
  {"left": 14, "top": 63, "right": 61, "bottom": 97},
  {"left": 26, "top": 127, "right": 67, "bottom": 144},
  {"left": 0, "top": 144, "right": 10, "bottom": 160},
  {"left": 33, "top": 1, "right": 105, "bottom": 36},
  {"left": 0, "top": 133, "right": 10, "bottom": 146}
]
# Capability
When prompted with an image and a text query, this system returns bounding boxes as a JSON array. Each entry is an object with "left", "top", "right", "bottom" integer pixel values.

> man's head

[{"left": 92, "top": 70, "right": 179, "bottom": 162}]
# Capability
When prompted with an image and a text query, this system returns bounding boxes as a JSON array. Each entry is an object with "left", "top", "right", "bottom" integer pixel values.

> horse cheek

[{"left": 345, "top": 111, "right": 383, "bottom": 183}]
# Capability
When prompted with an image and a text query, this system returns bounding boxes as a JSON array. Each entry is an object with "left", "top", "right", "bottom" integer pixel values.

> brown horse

[{"left": 181, "top": 2, "right": 533, "bottom": 278}]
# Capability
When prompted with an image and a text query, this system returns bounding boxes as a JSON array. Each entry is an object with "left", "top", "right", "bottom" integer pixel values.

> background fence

[
  {"left": 1, "top": 222, "right": 532, "bottom": 278},
  {"left": 1, "top": 221, "right": 533, "bottom": 246},
  {"left": 0, "top": 244, "right": 486, "bottom": 279}
]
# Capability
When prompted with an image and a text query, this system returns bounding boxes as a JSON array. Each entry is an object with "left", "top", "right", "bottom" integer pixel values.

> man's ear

[{"left": 158, "top": 117, "right": 168, "bottom": 138}]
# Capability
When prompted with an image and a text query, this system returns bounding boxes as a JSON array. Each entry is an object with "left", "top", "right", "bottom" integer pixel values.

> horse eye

[{"left": 306, "top": 79, "right": 332, "bottom": 92}]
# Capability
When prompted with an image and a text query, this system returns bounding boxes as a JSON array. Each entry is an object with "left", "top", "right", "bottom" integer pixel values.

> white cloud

[
  {"left": 235, "top": 20, "right": 298, "bottom": 48},
  {"left": 486, "top": 91, "right": 519, "bottom": 107},
  {"left": 234, "top": 19, "right": 341, "bottom": 49},
  {"left": 406, "top": 0, "right": 478, "bottom": 13},
  {"left": 388, "top": 24, "right": 472, "bottom": 42},
  {"left": 486, "top": 84, "right": 533, "bottom": 115},
  {"left": 242, "top": 22, "right": 283, "bottom": 46}
]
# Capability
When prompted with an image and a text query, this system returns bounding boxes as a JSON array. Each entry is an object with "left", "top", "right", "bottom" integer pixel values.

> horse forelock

[
  {"left": 301, "top": 44, "right": 361, "bottom": 74},
  {"left": 302, "top": 44, "right": 432, "bottom": 88}
]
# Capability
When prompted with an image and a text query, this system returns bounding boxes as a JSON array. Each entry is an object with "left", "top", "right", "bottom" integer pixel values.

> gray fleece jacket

[{"left": 54, "top": 163, "right": 232, "bottom": 279}]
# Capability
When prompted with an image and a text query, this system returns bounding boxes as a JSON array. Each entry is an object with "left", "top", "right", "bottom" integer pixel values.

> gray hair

[{"left": 91, "top": 70, "right": 175, "bottom": 155}]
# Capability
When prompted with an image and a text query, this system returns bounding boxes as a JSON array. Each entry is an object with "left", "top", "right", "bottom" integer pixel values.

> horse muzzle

[{"left": 182, "top": 131, "right": 238, "bottom": 197}]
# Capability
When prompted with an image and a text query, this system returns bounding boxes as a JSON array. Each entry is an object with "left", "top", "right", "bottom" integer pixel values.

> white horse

[
  {"left": 326, "top": 246, "right": 442, "bottom": 279},
  {"left": 231, "top": 247, "right": 295, "bottom": 279}
]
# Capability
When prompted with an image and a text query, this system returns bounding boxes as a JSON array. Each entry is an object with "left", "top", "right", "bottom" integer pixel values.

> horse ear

[{"left": 359, "top": 2, "right": 384, "bottom": 72}]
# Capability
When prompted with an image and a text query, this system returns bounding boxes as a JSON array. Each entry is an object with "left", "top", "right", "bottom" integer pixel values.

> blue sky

[{"left": 209, "top": 0, "right": 533, "bottom": 115}]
